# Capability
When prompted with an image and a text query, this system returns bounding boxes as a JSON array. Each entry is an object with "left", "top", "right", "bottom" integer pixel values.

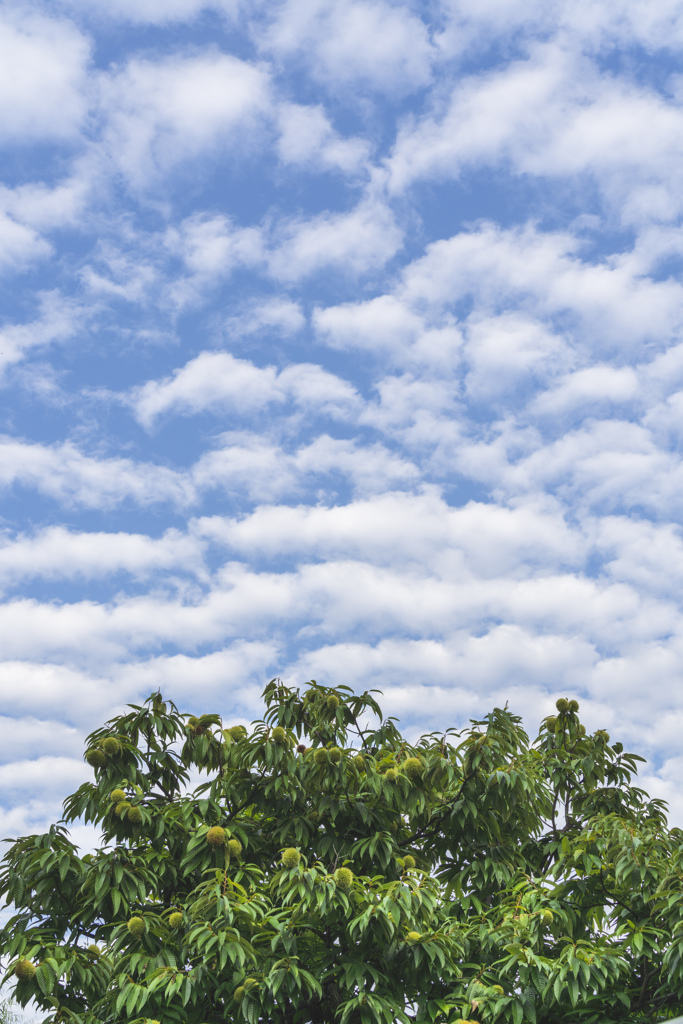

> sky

[{"left": 2, "top": 0, "right": 683, "bottom": 851}]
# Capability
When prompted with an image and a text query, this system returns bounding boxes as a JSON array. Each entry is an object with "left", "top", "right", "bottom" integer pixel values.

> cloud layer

[{"left": 2, "top": 0, "right": 683, "bottom": 858}]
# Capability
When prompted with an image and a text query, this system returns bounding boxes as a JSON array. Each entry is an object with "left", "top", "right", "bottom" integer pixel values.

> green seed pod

[
  {"left": 385, "top": 768, "right": 397, "bottom": 782},
  {"left": 329, "top": 746, "right": 342, "bottom": 763},
  {"left": 227, "top": 838, "right": 242, "bottom": 858},
  {"left": 102, "top": 737, "right": 121, "bottom": 757},
  {"left": 169, "top": 912, "right": 183, "bottom": 929},
  {"left": 87, "top": 944, "right": 101, "bottom": 956},
  {"left": 326, "top": 694, "right": 340, "bottom": 710},
  {"left": 313, "top": 747, "right": 329, "bottom": 766},
  {"left": 234, "top": 986, "right": 246, "bottom": 1003},
  {"left": 402, "top": 757, "right": 423, "bottom": 780},
  {"left": 282, "top": 847, "right": 301, "bottom": 869},
  {"left": 86, "top": 748, "right": 107, "bottom": 769},
  {"left": 14, "top": 960, "right": 36, "bottom": 981},
  {"left": 545, "top": 716, "right": 557, "bottom": 731},
  {"left": 353, "top": 754, "right": 366, "bottom": 771},
  {"left": 578, "top": 724, "right": 586, "bottom": 736},
  {"left": 403, "top": 854, "right": 416, "bottom": 870},
  {"left": 272, "top": 726, "right": 286, "bottom": 745},
  {"left": 406, "top": 931, "right": 421, "bottom": 942},
  {"left": 127, "top": 916, "right": 145, "bottom": 937},
  {"left": 541, "top": 909, "right": 554, "bottom": 924},
  {"left": 595, "top": 729, "right": 610, "bottom": 743},
  {"left": 114, "top": 801, "right": 131, "bottom": 818},
  {"left": 568, "top": 699, "right": 580, "bottom": 712},
  {"left": 227, "top": 725, "right": 247, "bottom": 741},
  {"left": 109, "top": 788, "right": 126, "bottom": 802},
  {"left": 335, "top": 867, "right": 353, "bottom": 891},
  {"left": 127, "top": 806, "right": 143, "bottom": 825},
  {"left": 207, "top": 826, "right": 226, "bottom": 847},
  {"left": 555, "top": 698, "right": 570, "bottom": 712}
]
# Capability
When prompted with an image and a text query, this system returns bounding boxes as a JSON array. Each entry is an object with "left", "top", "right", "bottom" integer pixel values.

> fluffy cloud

[
  {"left": 223, "top": 297, "right": 305, "bottom": 338},
  {"left": 100, "top": 52, "right": 271, "bottom": 186},
  {"left": 0, "top": 12, "right": 90, "bottom": 142},
  {"left": 399, "top": 223, "right": 683, "bottom": 349},
  {"left": 0, "top": 294, "right": 86, "bottom": 378},
  {"left": 0, "top": 438, "right": 194, "bottom": 508},
  {"left": 166, "top": 214, "right": 265, "bottom": 285},
  {"left": 277, "top": 103, "right": 371, "bottom": 174},
  {"left": 194, "top": 433, "right": 418, "bottom": 500},
  {"left": 260, "top": 0, "right": 435, "bottom": 95},
  {"left": 0, "top": 212, "right": 51, "bottom": 273},
  {"left": 131, "top": 351, "right": 359, "bottom": 426},
  {"left": 387, "top": 41, "right": 683, "bottom": 224},
  {"left": 0, "top": 526, "right": 206, "bottom": 590},
  {"left": 267, "top": 198, "right": 403, "bottom": 280}
]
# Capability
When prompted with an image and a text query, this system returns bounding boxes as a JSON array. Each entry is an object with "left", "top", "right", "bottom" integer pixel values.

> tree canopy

[{"left": 1, "top": 681, "right": 682, "bottom": 1024}]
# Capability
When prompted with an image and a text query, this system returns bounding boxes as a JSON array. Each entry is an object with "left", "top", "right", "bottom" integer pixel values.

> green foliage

[{"left": 1, "top": 682, "right": 682, "bottom": 1023}]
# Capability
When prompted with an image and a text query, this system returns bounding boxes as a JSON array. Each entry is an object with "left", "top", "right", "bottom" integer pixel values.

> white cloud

[
  {"left": 399, "top": 223, "right": 683, "bottom": 350},
  {"left": 131, "top": 351, "right": 359, "bottom": 426},
  {"left": 0, "top": 211, "right": 51, "bottom": 272},
  {"left": 268, "top": 198, "right": 403, "bottom": 280},
  {"left": 0, "top": 716, "right": 82, "bottom": 765},
  {"left": 260, "top": 0, "right": 434, "bottom": 95},
  {"left": 0, "top": 12, "right": 90, "bottom": 142},
  {"left": 0, "top": 756, "right": 90, "bottom": 799},
  {"left": 454, "top": 418, "right": 683, "bottom": 519},
  {"left": 463, "top": 314, "right": 564, "bottom": 401},
  {"left": 0, "top": 172, "right": 94, "bottom": 277},
  {"left": 314, "top": 296, "right": 464, "bottom": 372},
  {"left": 159, "top": 199, "right": 401, "bottom": 295},
  {"left": 195, "top": 490, "right": 583, "bottom": 575},
  {"left": 434, "top": 0, "right": 683, "bottom": 59},
  {"left": 224, "top": 297, "right": 305, "bottom": 338},
  {"left": 166, "top": 213, "right": 264, "bottom": 281},
  {"left": 193, "top": 433, "right": 417, "bottom": 500},
  {"left": 387, "top": 42, "right": 683, "bottom": 224},
  {"left": 0, "top": 437, "right": 194, "bottom": 508},
  {"left": 314, "top": 295, "right": 424, "bottom": 354},
  {"left": 530, "top": 365, "right": 640, "bottom": 415},
  {"left": 0, "top": 526, "right": 205, "bottom": 590},
  {"left": 0, "top": 293, "right": 84, "bottom": 378},
  {"left": 0, "top": 645, "right": 272, "bottom": 727},
  {"left": 595, "top": 515, "right": 683, "bottom": 597},
  {"left": 133, "top": 352, "right": 279, "bottom": 426},
  {"left": 277, "top": 102, "right": 371, "bottom": 173},
  {"left": 100, "top": 52, "right": 271, "bottom": 187},
  {"left": 0, "top": 169, "right": 91, "bottom": 231}
]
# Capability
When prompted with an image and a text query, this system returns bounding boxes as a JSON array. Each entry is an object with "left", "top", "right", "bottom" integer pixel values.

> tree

[{"left": 1, "top": 682, "right": 682, "bottom": 1024}]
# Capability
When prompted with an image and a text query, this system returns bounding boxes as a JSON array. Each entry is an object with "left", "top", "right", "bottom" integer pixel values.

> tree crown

[{"left": 1, "top": 681, "right": 681, "bottom": 1024}]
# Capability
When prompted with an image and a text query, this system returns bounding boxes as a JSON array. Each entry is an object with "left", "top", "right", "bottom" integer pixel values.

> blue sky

[{"left": 3, "top": 0, "right": 683, "bottom": 845}]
